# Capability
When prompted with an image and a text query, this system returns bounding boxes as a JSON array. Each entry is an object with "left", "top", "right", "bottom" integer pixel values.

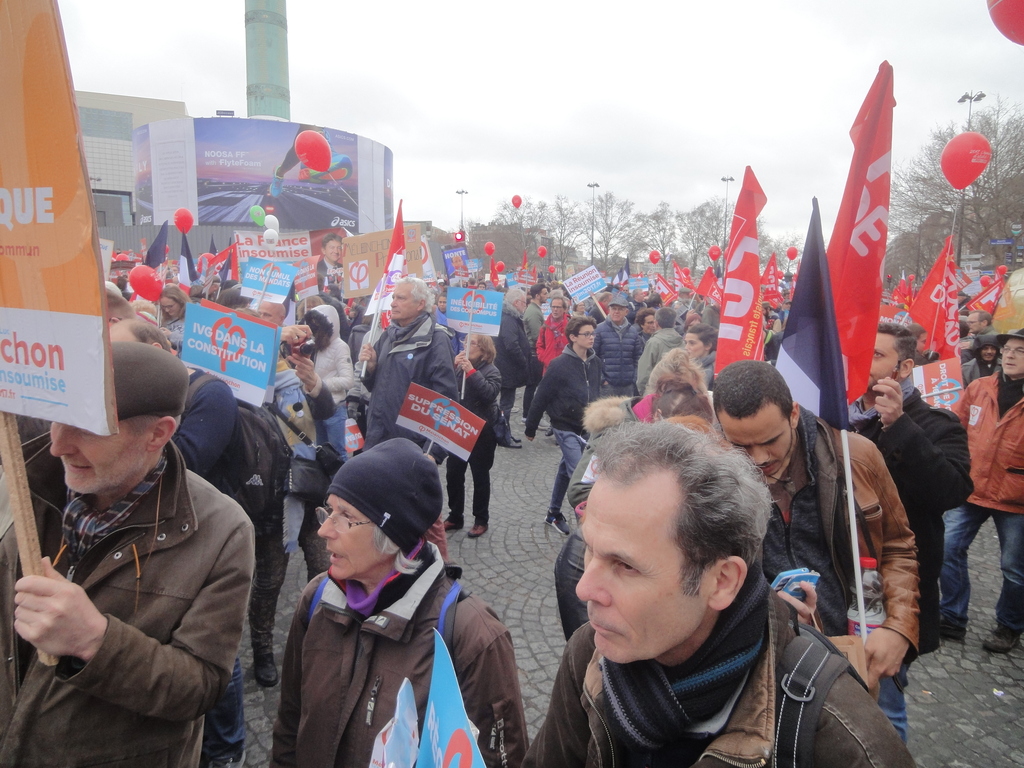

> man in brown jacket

[
  {"left": 714, "top": 361, "right": 920, "bottom": 692},
  {"left": 524, "top": 421, "right": 912, "bottom": 767},
  {"left": 0, "top": 342, "right": 255, "bottom": 767}
]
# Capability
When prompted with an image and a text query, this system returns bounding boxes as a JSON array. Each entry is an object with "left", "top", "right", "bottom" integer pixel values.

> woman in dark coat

[{"left": 444, "top": 334, "right": 502, "bottom": 538}]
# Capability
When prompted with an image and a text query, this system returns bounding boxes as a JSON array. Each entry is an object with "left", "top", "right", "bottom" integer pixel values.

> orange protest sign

[{"left": 0, "top": 0, "right": 116, "bottom": 435}]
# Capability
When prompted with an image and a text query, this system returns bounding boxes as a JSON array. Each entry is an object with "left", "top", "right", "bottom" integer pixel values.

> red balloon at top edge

[
  {"left": 484, "top": 241, "right": 496, "bottom": 256},
  {"left": 989, "top": 0, "right": 1024, "bottom": 45},
  {"left": 512, "top": 195, "right": 522, "bottom": 209},
  {"left": 294, "top": 130, "right": 332, "bottom": 172},
  {"left": 708, "top": 245, "right": 722, "bottom": 260},
  {"left": 941, "top": 131, "right": 992, "bottom": 190},
  {"left": 173, "top": 207, "right": 193, "bottom": 234},
  {"left": 537, "top": 246, "right": 547, "bottom": 258},
  {"left": 997, "top": 264, "right": 1008, "bottom": 276},
  {"left": 786, "top": 246, "right": 799, "bottom": 260}
]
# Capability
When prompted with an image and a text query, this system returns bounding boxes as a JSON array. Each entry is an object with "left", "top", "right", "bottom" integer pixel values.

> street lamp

[
  {"left": 455, "top": 189, "right": 468, "bottom": 233},
  {"left": 588, "top": 182, "right": 600, "bottom": 266},
  {"left": 955, "top": 91, "right": 985, "bottom": 265},
  {"left": 720, "top": 176, "right": 734, "bottom": 249}
]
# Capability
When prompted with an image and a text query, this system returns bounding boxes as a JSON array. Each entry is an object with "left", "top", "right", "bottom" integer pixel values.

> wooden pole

[{"left": 0, "top": 413, "right": 57, "bottom": 666}]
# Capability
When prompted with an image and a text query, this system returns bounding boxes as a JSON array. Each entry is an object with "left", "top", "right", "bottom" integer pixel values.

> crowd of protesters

[{"left": 2, "top": 252, "right": 1021, "bottom": 768}]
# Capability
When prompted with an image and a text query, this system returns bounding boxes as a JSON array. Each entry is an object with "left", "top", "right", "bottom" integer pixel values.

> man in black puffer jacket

[
  {"left": 495, "top": 288, "right": 531, "bottom": 430},
  {"left": 525, "top": 316, "right": 602, "bottom": 534},
  {"left": 593, "top": 293, "right": 644, "bottom": 397}
]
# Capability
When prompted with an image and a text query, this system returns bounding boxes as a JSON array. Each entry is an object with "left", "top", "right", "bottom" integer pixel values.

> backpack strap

[
  {"left": 184, "top": 373, "right": 218, "bottom": 411},
  {"left": 775, "top": 624, "right": 860, "bottom": 768},
  {"left": 305, "top": 576, "right": 331, "bottom": 627},
  {"left": 438, "top": 580, "right": 463, "bottom": 652}
]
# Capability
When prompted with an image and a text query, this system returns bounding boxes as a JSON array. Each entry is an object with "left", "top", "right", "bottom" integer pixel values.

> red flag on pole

[
  {"left": 490, "top": 257, "right": 499, "bottom": 287},
  {"left": 716, "top": 166, "right": 768, "bottom": 373},
  {"left": 530, "top": 264, "right": 538, "bottom": 280},
  {"left": 761, "top": 253, "right": 783, "bottom": 306},
  {"left": 364, "top": 201, "right": 406, "bottom": 327},
  {"left": 908, "top": 238, "right": 959, "bottom": 360},
  {"left": 696, "top": 267, "right": 724, "bottom": 306},
  {"left": 965, "top": 277, "right": 1004, "bottom": 313},
  {"left": 521, "top": 250, "right": 528, "bottom": 271},
  {"left": 673, "top": 262, "right": 697, "bottom": 292},
  {"left": 827, "top": 61, "right": 896, "bottom": 403}
]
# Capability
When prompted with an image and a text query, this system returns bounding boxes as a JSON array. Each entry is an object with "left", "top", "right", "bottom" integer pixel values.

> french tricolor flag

[{"left": 776, "top": 199, "right": 849, "bottom": 431}]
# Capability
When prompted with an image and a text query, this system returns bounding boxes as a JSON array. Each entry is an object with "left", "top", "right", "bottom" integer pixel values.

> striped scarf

[
  {"left": 601, "top": 569, "right": 770, "bottom": 753},
  {"left": 61, "top": 455, "right": 167, "bottom": 565}
]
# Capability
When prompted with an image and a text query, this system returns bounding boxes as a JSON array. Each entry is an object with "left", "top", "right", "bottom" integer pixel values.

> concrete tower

[{"left": 245, "top": 0, "right": 290, "bottom": 120}]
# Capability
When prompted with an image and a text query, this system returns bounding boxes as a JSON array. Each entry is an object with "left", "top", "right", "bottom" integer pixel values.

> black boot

[{"left": 253, "top": 649, "right": 279, "bottom": 687}]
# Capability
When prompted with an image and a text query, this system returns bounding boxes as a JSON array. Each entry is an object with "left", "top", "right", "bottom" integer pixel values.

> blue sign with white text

[{"left": 446, "top": 288, "right": 503, "bottom": 336}]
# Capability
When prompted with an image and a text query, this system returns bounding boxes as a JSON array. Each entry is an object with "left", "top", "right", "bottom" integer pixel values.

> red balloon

[
  {"left": 548, "top": 265, "right": 556, "bottom": 274},
  {"left": 294, "top": 130, "right": 332, "bottom": 172},
  {"left": 484, "top": 241, "right": 496, "bottom": 256},
  {"left": 511, "top": 195, "right": 522, "bottom": 209},
  {"left": 649, "top": 250, "right": 660, "bottom": 265},
  {"left": 537, "top": 246, "right": 547, "bottom": 258},
  {"left": 495, "top": 261, "right": 505, "bottom": 273},
  {"left": 981, "top": 275, "right": 993, "bottom": 287},
  {"left": 786, "top": 246, "right": 799, "bottom": 261},
  {"left": 682, "top": 267, "right": 691, "bottom": 277},
  {"left": 128, "top": 265, "right": 163, "bottom": 302},
  {"left": 988, "top": 0, "right": 1024, "bottom": 45},
  {"left": 173, "top": 207, "right": 193, "bottom": 235},
  {"left": 941, "top": 132, "right": 992, "bottom": 190},
  {"left": 997, "top": 264, "right": 1008, "bottom": 277},
  {"left": 908, "top": 274, "right": 916, "bottom": 282},
  {"left": 708, "top": 245, "right": 721, "bottom": 261}
]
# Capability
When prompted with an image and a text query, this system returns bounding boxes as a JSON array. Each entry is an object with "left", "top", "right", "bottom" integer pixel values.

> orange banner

[{"left": 0, "top": 0, "right": 115, "bottom": 433}]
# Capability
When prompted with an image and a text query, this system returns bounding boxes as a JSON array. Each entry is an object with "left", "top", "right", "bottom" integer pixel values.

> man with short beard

[{"left": 1, "top": 343, "right": 254, "bottom": 767}]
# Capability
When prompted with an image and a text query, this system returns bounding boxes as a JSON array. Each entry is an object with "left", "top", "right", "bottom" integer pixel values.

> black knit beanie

[{"left": 327, "top": 438, "right": 441, "bottom": 552}]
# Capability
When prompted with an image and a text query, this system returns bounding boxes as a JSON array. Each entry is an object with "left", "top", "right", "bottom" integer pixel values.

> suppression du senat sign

[{"left": 395, "top": 382, "right": 485, "bottom": 461}]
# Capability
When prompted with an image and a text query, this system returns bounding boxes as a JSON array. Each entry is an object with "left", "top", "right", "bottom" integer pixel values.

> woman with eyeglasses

[
  {"left": 273, "top": 439, "right": 528, "bottom": 768},
  {"left": 523, "top": 315, "right": 601, "bottom": 535},
  {"left": 444, "top": 335, "right": 502, "bottom": 538},
  {"left": 159, "top": 284, "right": 189, "bottom": 351}
]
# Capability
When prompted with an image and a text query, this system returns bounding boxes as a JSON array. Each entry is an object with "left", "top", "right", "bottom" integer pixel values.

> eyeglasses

[
  {"left": 315, "top": 507, "right": 374, "bottom": 531},
  {"left": 1002, "top": 345, "right": 1024, "bottom": 357},
  {"left": 576, "top": 331, "right": 595, "bottom": 337}
]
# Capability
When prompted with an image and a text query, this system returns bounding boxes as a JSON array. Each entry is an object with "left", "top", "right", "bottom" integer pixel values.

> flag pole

[{"left": 841, "top": 429, "right": 869, "bottom": 642}]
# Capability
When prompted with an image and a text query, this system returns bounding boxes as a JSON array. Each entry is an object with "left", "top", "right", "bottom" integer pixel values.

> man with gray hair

[
  {"left": 524, "top": 421, "right": 912, "bottom": 767},
  {"left": 495, "top": 287, "right": 531, "bottom": 430},
  {"left": 358, "top": 276, "right": 458, "bottom": 454}
]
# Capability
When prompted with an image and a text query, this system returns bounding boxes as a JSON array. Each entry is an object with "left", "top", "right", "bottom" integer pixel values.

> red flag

[
  {"left": 965, "top": 278, "right": 1004, "bottom": 314},
  {"left": 530, "top": 264, "right": 537, "bottom": 280},
  {"left": 521, "top": 250, "right": 528, "bottom": 271},
  {"left": 760, "top": 253, "right": 783, "bottom": 306},
  {"left": 674, "top": 262, "right": 697, "bottom": 292},
  {"left": 909, "top": 238, "right": 958, "bottom": 360},
  {"left": 365, "top": 201, "right": 406, "bottom": 328},
  {"left": 490, "top": 257, "right": 499, "bottom": 287},
  {"left": 891, "top": 272, "right": 910, "bottom": 307},
  {"left": 716, "top": 167, "right": 768, "bottom": 373},
  {"left": 827, "top": 61, "right": 896, "bottom": 403},
  {"left": 696, "top": 267, "right": 724, "bottom": 306},
  {"left": 651, "top": 273, "right": 678, "bottom": 305}
]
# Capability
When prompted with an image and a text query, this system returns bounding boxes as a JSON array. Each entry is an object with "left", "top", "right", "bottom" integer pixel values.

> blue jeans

[
  {"left": 940, "top": 502, "right": 1024, "bottom": 633},
  {"left": 549, "top": 429, "right": 585, "bottom": 514},
  {"left": 877, "top": 663, "right": 909, "bottom": 743},
  {"left": 316, "top": 408, "right": 349, "bottom": 456},
  {"left": 202, "top": 657, "right": 245, "bottom": 762}
]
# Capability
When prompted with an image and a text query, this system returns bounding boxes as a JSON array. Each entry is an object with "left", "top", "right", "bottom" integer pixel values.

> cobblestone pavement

[{"left": 238, "top": 418, "right": 1023, "bottom": 767}]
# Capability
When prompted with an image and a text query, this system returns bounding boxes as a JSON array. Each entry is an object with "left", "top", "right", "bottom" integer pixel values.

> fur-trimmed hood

[{"left": 582, "top": 396, "right": 634, "bottom": 435}]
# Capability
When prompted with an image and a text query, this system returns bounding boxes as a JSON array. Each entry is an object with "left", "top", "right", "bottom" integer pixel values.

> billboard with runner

[{"left": 133, "top": 117, "right": 393, "bottom": 235}]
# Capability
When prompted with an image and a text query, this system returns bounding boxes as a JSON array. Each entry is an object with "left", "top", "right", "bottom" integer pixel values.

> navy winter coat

[{"left": 592, "top": 319, "right": 644, "bottom": 387}]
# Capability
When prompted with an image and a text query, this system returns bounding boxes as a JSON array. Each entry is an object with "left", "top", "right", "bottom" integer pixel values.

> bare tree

[
  {"left": 591, "top": 191, "right": 638, "bottom": 273},
  {"left": 547, "top": 195, "right": 586, "bottom": 276},
  {"left": 636, "top": 202, "right": 679, "bottom": 277},
  {"left": 676, "top": 199, "right": 726, "bottom": 273}
]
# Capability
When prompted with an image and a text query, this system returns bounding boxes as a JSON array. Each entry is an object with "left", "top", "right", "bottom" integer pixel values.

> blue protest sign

[
  {"left": 416, "top": 630, "right": 486, "bottom": 768},
  {"left": 466, "top": 258, "right": 482, "bottom": 272},
  {"left": 445, "top": 288, "right": 503, "bottom": 336},
  {"left": 180, "top": 301, "right": 281, "bottom": 406},
  {"left": 239, "top": 257, "right": 299, "bottom": 304},
  {"left": 629, "top": 276, "right": 648, "bottom": 293},
  {"left": 443, "top": 246, "right": 470, "bottom": 279},
  {"left": 563, "top": 265, "right": 608, "bottom": 302}
]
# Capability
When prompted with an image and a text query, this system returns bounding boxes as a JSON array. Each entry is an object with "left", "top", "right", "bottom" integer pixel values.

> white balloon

[
  {"left": 264, "top": 215, "right": 280, "bottom": 232},
  {"left": 264, "top": 228, "right": 279, "bottom": 246}
]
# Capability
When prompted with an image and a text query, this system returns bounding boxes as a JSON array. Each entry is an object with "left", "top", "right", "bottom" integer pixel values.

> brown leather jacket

[
  {"left": 819, "top": 419, "right": 920, "bottom": 654},
  {"left": 0, "top": 437, "right": 255, "bottom": 768},
  {"left": 523, "top": 594, "right": 915, "bottom": 768},
  {"left": 272, "top": 547, "right": 528, "bottom": 768}
]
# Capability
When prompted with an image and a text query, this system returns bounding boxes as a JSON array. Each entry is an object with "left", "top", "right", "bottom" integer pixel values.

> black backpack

[
  {"left": 187, "top": 375, "right": 292, "bottom": 536},
  {"left": 774, "top": 620, "right": 869, "bottom": 768}
]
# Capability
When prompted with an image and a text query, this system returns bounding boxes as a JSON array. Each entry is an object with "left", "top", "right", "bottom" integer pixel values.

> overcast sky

[{"left": 60, "top": 0, "right": 1023, "bottom": 242}]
